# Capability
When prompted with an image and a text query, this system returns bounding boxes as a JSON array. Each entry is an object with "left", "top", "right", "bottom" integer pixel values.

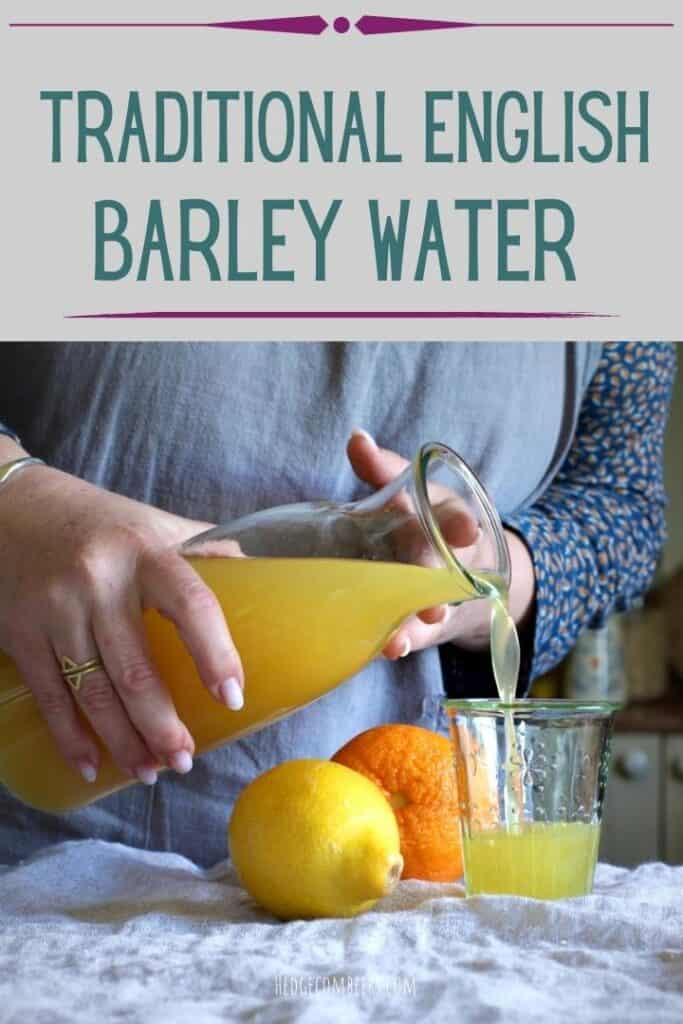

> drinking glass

[{"left": 445, "top": 699, "right": 619, "bottom": 898}]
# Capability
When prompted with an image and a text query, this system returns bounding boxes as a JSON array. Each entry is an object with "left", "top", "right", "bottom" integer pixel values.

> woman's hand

[
  {"left": 0, "top": 439, "right": 244, "bottom": 786},
  {"left": 347, "top": 430, "right": 535, "bottom": 660}
]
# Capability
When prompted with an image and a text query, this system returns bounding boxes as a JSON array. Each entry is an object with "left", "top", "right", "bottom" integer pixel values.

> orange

[{"left": 332, "top": 723, "right": 463, "bottom": 882}]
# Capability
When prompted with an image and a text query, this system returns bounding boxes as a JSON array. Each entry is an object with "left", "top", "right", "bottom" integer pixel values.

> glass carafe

[{"left": 0, "top": 442, "right": 510, "bottom": 812}]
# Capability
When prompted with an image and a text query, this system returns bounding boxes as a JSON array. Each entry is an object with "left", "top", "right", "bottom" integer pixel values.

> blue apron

[{"left": 0, "top": 342, "right": 601, "bottom": 865}]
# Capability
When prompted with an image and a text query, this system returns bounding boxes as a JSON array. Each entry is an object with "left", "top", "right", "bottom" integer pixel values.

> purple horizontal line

[
  {"left": 481, "top": 22, "right": 674, "bottom": 28},
  {"left": 10, "top": 18, "right": 673, "bottom": 31},
  {"left": 10, "top": 23, "right": 211, "bottom": 28},
  {"left": 355, "top": 16, "right": 673, "bottom": 34},
  {"left": 9, "top": 16, "right": 329, "bottom": 35},
  {"left": 67, "top": 310, "right": 611, "bottom": 321}
]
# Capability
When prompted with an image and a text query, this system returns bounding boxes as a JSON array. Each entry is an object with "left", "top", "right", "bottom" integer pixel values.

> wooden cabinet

[{"left": 600, "top": 731, "right": 683, "bottom": 866}]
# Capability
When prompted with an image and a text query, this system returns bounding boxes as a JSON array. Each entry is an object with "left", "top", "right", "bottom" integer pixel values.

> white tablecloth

[{"left": 1, "top": 841, "right": 682, "bottom": 1024}]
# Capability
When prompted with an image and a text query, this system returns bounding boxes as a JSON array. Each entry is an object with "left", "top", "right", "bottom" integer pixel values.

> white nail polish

[
  {"left": 220, "top": 677, "right": 244, "bottom": 711},
  {"left": 399, "top": 638, "right": 412, "bottom": 658},
  {"left": 136, "top": 767, "right": 158, "bottom": 786},
  {"left": 78, "top": 761, "right": 97, "bottom": 784},
  {"left": 170, "top": 750, "right": 193, "bottom": 774},
  {"left": 351, "top": 427, "right": 377, "bottom": 447}
]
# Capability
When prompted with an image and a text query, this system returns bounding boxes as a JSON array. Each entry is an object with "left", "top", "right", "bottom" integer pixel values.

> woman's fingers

[
  {"left": 416, "top": 604, "right": 448, "bottom": 625},
  {"left": 383, "top": 596, "right": 494, "bottom": 658},
  {"left": 48, "top": 611, "right": 163, "bottom": 782},
  {"left": 140, "top": 548, "right": 245, "bottom": 711},
  {"left": 8, "top": 543, "right": 244, "bottom": 787},
  {"left": 350, "top": 432, "right": 492, "bottom": 658},
  {"left": 0, "top": 463, "right": 251, "bottom": 784},
  {"left": 347, "top": 429, "right": 411, "bottom": 489},
  {"left": 11, "top": 636, "right": 101, "bottom": 783},
  {"left": 382, "top": 608, "right": 457, "bottom": 660},
  {"left": 382, "top": 615, "right": 450, "bottom": 660},
  {"left": 432, "top": 499, "right": 479, "bottom": 550},
  {"left": 348, "top": 431, "right": 480, "bottom": 551},
  {"left": 383, "top": 630, "right": 413, "bottom": 661},
  {"left": 91, "top": 604, "right": 194, "bottom": 776}
]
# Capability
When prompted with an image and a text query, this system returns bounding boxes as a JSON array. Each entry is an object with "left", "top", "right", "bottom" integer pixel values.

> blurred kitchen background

[{"left": 532, "top": 343, "right": 683, "bottom": 865}]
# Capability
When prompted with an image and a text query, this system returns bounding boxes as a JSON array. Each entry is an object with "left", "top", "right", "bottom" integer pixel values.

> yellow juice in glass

[
  {"left": 463, "top": 822, "right": 601, "bottom": 899},
  {"left": 0, "top": 557, "right": 476, "bottom": 812}
]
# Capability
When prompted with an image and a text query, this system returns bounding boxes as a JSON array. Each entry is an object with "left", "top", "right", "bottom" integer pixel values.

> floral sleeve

[
  {"left": 441, "top": 342, "right": 677, "bottom": 695},
  {"left": 507, "top": 341, "right": 676, "bottom": 679}
]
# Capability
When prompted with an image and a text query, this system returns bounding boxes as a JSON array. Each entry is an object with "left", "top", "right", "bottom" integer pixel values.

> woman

[{"left": 0, "top": 341, "right": 675, "bottom": 864}]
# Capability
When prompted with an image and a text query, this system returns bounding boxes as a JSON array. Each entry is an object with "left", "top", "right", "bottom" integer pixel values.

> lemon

[{"left": 228, "top": 758, "right": 403, "bottom": 920}]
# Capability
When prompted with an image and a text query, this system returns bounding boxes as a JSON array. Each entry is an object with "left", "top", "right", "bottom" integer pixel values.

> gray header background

[{"left": 1, "top": 0, "right": 681, "bottom": 340}]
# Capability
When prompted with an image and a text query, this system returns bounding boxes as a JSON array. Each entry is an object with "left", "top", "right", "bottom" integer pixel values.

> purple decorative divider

[
  {"left": 67, "top": 310, "right": 609, "bottom": 320},
  {"left": 10, "top": 15, "right": 674, "bottom": 33}
]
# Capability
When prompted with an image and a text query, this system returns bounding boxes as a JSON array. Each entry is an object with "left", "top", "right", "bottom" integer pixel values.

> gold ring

[{"left": 59, "top": 655, "right": 104, "bottom": 693}]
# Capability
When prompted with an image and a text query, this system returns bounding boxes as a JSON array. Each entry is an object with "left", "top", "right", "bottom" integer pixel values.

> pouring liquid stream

[{"left": 476, "top": 577, "right": 522, "bottom": 830}]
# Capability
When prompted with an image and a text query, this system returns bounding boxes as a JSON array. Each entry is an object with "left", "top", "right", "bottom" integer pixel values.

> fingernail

[
  {"left": 219, "top": 677, "right": 244, "bottom": 711},
  {"left": 136, "top": 766, "right": 158, "bottom": 786},
  {"left": 78, "top": 760, "right": 97, "bottom": 784},
  {"left": 399, "top": 638, "right": 412, "bottom": 658},
  {"left": 169, "top": 750, "right": 193, "bottom": 775},
  {"left": 351, "top": 428, "right": 377, "bottom": 447}
]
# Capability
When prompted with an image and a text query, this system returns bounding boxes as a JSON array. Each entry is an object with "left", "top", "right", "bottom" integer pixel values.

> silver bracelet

[{"left": 0, "top": 457, "right": 47, "bottom": 489}]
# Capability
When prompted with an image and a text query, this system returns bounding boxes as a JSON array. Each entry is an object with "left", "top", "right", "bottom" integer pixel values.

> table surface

[{"left": 1, "top": 840, "right": 682, "bottom": 1024}]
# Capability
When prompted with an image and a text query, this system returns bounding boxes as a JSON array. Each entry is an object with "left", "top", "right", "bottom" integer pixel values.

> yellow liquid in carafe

[
  {"left": 0, "top": 557, "right": 479, "bottom": 812},
  {"left": 463, "top": 822, "right": 601, "bottom": 899}
]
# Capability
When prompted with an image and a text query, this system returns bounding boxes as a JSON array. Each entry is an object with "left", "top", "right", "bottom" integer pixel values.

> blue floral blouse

[{"left": 508, "top": 341, "right": 676, "bottom": 678}]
